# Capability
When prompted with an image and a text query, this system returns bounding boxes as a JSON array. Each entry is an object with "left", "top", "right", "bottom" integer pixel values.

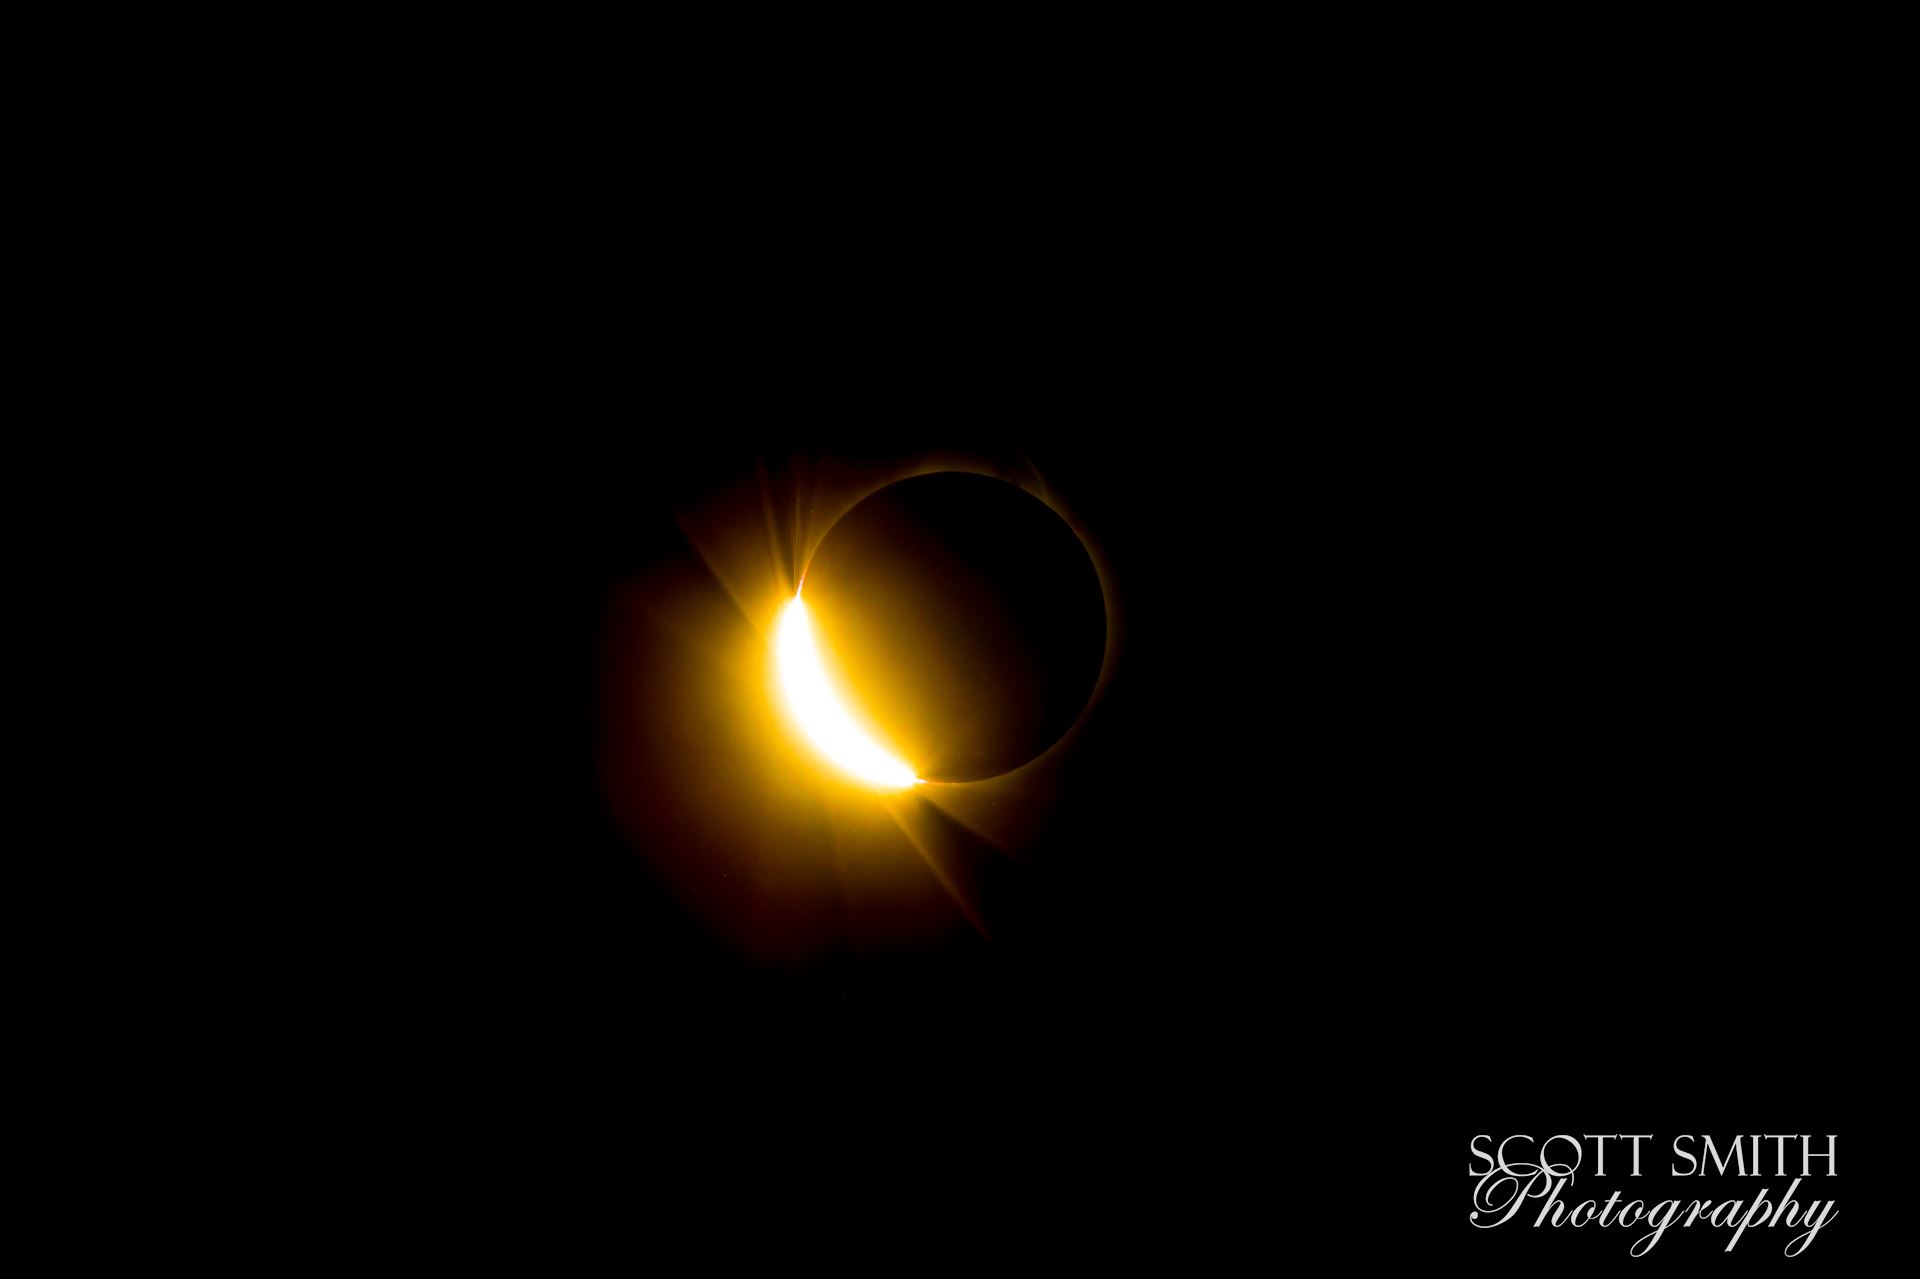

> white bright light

[{"left": 774, "top": 594, "right": 920, "bottom": 791}]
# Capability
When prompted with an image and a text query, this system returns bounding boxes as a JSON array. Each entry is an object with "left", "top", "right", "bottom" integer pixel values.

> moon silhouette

[{"left": 798, "top": 471, "right": 1107, "bottom": 783}]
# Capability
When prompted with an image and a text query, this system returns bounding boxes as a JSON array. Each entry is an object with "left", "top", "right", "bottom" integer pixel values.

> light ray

[{"left": 883, "top": 801, "right": 987, "bottom": 939}]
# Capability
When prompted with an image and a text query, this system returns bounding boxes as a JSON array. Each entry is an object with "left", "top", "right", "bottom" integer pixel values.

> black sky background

[
  {"left": 407, "top": 84, "right": 1898, "bottom": 1267},
  {"left": 454, "top": 388, "right": 1890, "bottom": 1267}
]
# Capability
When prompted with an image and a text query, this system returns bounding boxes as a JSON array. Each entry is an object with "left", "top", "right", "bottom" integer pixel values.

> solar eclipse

[{"left": 598, "top": 453, "right": 1114, "bottom": 957}]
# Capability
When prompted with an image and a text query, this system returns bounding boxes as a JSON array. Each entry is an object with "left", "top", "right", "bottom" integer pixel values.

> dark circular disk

[{"left": 802, "top": 471, "right": 1106, "bottom": 783}]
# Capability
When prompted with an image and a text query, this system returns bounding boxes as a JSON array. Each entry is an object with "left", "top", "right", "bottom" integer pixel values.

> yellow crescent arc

[{"left": 774, "top": 594, "right": 921, "bottom": 790}]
